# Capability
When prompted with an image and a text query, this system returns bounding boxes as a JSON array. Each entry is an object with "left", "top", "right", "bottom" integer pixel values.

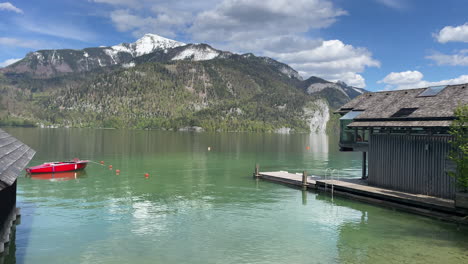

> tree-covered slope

[
  {"left": 1, "top": 57, "right": 328, "bottom": 132},
  {"left": 0, "top": 34, "right": 365, "bottom": 132}
]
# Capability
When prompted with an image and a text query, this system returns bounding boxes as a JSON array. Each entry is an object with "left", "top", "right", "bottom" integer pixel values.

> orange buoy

[
  {"left": 100, "top": 161, "right": 104, "bottom": 165},
  {"left": 116, "top": 169, "right": 120, "bottom": 173},
  {"left": 306, "top": 146, "right": 310, "bottom": 150},
  {"left": 109, "top": 165, "right": 113, "bottom": 169},
  {"left": 144, "top": 173, "right": 149, "bottom": 178}
]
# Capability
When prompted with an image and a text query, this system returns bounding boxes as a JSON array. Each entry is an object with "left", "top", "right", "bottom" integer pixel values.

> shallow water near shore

[{"left": 3, "top": 128, "right": 468, "bottom": 264}]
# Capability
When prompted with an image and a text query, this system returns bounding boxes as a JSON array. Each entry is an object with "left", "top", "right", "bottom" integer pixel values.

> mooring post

[
  {"left": 253, "top": 164, "right": 260, "bottom": 178},
  {"left": 302, "top": 171, "right": 307, "bottom": 190},
  {"left": 362, "top": 152, "right": 367, "bottom": 179},
  {"left": 15, "top": 208, "right": 21, "bottom": 225}
]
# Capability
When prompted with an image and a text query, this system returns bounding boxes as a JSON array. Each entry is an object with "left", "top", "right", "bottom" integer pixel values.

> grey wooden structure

[
  {"left": 336, "top": 84, "right": 468, "bottom": 199},
  {"left": 0, "top": 129, "right": 35, "bottom": 254},
  {"left": 369, "top": 134, "right": 455, "bottom": 198}
]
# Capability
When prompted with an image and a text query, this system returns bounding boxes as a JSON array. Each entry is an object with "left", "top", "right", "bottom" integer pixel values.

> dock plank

[
  {"left": 257, "top": 171, "right": 467, "bottom": 222},
  {"left": 317, "top": 179, "right": 454, "bottom": 210},
  {"left": 260, "top": 171, "right": 316, "bottom": 186}
]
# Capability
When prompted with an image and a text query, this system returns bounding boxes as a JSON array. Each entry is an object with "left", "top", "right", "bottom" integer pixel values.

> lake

[{"left": 3, "top": 128, "right": 468, "bottom": 264}]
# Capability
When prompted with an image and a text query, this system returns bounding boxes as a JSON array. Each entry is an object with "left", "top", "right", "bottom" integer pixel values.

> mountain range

[{"left": 0, "top": 34, "right": 366, "bottom": 132}]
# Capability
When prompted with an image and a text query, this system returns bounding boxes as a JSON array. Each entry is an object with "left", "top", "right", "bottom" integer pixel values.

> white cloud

[
  {"left": 269, "top": 40, "right": 380, "bottom": 87},
  {"left": 93, "top": 0, "right": 378, "bottom": 87},
  {"left": 92, "top": 0, "right": 219, "bottom": 10},
  {"left": 105, "top": 0, "right": 347, "bottom": 42},
  {"left": 375, "top": 0, "right": 406, "bottom": 10},
  {"left": 190, "top": 0, "right": 347, "bottom": 43},
  {"left": 379, "top": 71, "right": 424, "bottom": 86},
  {"left": 0, "top": 2, "right": 23, "bottom": 13},
  {"left": 426, "top": 50, "right": 468, "bottom": 66},
  {"left": 379, "top": 70, "right": 468, "bottom": 90},
  {"left": 185, "top": 0, "right": 378, "bottom": 87},
  {"left": 18, "top": 20, "right": 98, "bottom": 42},
  {"left": 0, "top": 37, "right": 45, "bottom": 49},
  {"left": 92, "top": 0, "right": 142, "bottom": 6},
  {"left": 434, "top": 23, "right": 468, "bottom": 43},
  {"left": 222, "top": 35, "right": 323, "bottom": 54},
  {"left": 0, "top": 58, "right": 20, "bottom": 67},
  {"left": 110, "top": 9, "right": 148, "bottom": 32},
  {"left": 110, "top": 9, "right": 188, "bottom": 38}
]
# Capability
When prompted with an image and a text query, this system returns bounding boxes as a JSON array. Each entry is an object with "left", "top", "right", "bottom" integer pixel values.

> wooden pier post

[
  {"left": 362, "top": 152, "right": 367, "bottom": 179},
  {"left": 302, "top": 171, "right": 308, "bottom": 190},
  {"left": 253, "top": 164, "right": 260, "bottom": 178},
  {"left": 14, "top": 208, "right": 20, "bottom": 225}
]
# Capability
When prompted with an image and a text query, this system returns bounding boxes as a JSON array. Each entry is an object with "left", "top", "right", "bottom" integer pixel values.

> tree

[{"left": 448, "top": 104, "right": 468, "bottom": 192}]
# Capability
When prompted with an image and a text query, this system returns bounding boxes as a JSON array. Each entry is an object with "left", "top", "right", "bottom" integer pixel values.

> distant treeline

[{"left": 0, "top": 117, "right": 36, "bottom": 127}]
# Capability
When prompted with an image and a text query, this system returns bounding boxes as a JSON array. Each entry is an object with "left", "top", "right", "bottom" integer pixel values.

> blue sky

[{"left": 0, "top": 0, "right": 467, "bottom": 91}]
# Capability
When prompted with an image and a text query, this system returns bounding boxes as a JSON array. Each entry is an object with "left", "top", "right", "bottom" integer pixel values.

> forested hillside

[{"left": 0, "top": 34, "right": 365, "bottom": 132}]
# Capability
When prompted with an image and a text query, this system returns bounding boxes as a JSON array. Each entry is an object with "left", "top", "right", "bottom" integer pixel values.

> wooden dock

[{"left": 257, "top": 171, "right": 468, "bottom": 224}]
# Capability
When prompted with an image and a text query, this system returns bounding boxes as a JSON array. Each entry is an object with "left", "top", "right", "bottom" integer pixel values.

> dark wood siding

[
  {"left": 0, "top": 180, "right": 16, "bottom": 229},
  {"left": 369, "top": 134, "right": 456, "bottom": 199}
]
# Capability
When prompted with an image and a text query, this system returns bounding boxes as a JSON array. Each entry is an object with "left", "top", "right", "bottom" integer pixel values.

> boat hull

[
  {"left": 31, "top": 171, "right": 80, "bottom": 181},
  {"left": 26, "top": 161, "right": 89, "bottom": 174}
]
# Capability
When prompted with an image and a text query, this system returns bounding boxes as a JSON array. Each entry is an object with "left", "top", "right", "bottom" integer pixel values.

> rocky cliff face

[
  {"left": 303, "top": 99, "right": 330, "bottom": 133},
  {"left": 301, "top": 77, "right": 367, "bottom": 109}
]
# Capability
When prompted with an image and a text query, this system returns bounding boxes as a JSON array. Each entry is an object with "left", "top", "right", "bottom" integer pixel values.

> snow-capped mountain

[
  {"left": 0, "top": 34, "right": 187, "bottom": 77},
  {"left": 112, "top": 34, "right": 185, "bottom": 57},
  {"left": 171, "top": 44, "right": 221, "bottom": 61},
  {"left": 1, "top": 34, "right": 267, "bottom": 77},
  {"left": 1, "top": 33, "right": 302, "bottom": 85}
]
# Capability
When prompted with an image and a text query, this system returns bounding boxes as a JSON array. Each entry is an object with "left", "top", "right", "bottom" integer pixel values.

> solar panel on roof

[
  {"left": 418, "top": 85, "right": 446, "bottom": 97},
  {"left": 391, "top": 108, "right": 418, "bottom": 118}
]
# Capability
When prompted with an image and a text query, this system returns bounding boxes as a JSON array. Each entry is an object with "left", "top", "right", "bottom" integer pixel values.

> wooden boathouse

[
  {"left": 0, "top": 129, "right": 35, "bottom": 254},
  {"left": 336, "top": 84, "right": 467, "bottom": 199}
]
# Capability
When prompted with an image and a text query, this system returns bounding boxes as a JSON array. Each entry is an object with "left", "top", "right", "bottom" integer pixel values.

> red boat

[{"left": 26, "top": 159, "right": 89, "bottom": 174}]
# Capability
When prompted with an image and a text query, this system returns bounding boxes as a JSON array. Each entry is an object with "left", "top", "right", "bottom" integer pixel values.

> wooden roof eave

[
  {"left": 0, "top": 129, "right": 36, "bottom": 191},
  {"left": 348, "top": 120, "right": 453, "bottom": 128}
]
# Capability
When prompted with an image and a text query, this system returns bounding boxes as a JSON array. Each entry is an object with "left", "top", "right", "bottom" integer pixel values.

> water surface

[{"left": 3, "top": 128, "right": 468, "bottom": 264}]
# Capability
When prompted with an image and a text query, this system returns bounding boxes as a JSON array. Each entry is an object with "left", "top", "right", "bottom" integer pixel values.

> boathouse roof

[
  {"left": 336, "top": 83, "right": 468, "bottom": 127},
  {"left": 0, "top": 129, "right": 35, "bottom": 190}
]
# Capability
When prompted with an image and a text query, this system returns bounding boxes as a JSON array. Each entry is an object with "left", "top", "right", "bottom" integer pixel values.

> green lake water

[{"left": 2, "top": 128, "right": 468, "bottom": 264}]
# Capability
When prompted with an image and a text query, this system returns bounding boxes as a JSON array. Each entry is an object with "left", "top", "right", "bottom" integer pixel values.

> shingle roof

[
  {"left": 337, "top": 84, "right": 468, "bottom": 127},
  {"left": 0, "top": 129, "right": 35, "bottom": 190}
]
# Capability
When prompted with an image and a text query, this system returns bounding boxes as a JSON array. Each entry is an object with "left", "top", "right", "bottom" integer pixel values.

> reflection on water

[
  {"left": 334, "top": 198, "right": 468, "bottom": 264},
  {"left": 28, "top": 170, "right": 87, "bottom": 181},
  {"left": 0, "top": 226, "right": 17, "bottom": 264},
  {"left": 1, "top": 128, "right": 467, "bottom": 264}
]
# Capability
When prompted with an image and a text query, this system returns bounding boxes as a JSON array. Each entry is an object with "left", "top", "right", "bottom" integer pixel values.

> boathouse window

[
  {"left": 356, "top": 128, "right": 369, "bottom": 142},
  {"left": 339, "top": 111, "right": 363, "bottom": 144},
  {"left": 417, "top": 85, "right": 446, "bottom": 97},
  {"left": 391, "top": 108, "right": 418, "bottom": 118}
]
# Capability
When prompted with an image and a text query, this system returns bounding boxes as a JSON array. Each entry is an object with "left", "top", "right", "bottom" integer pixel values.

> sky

[{"left": 0, "top": 0, "right": 467, "bottom": 91}]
